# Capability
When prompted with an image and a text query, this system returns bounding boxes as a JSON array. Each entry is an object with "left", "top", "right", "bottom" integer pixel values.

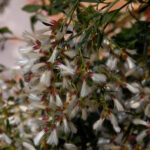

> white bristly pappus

[
  {"left": 55, "top": 91, "right": 63, "bottom": 106},
  {"left": 49, "top": 91, "right": 54, "bottom": 104},
  {"left": 19, "top": 46, "right": 33, "bottom": 54},
  {"left": 126, "top": 56, "right": 136, "bottom": 69},
  {"left": 47, "top": 126, "right": 58, "bottom": 145},
  {"left": 80, "top": 77, "right": 91, "bottom": 98},
  {"left": 70, "top": 102, "right": 80, "bottom": 118},
  {"left": 33, "top": 130, "right": 45, "bottom": 146},
  {"left": 106, "top": 56, "right": 118, "bottom": 70},
  {"left": 112, "top": 97, "right": 124, "bottom": 111},
  {"left": 63, "top": 114, "right": 70, "bottom": 133},
  {"left": 64, "top": 50, "right": 76, "bottom": 58},
  {"left": 0, "top": 133, "right": 12, "bottom": 144},
  {"left": 16, "top": 57, "right": 29, "bottom": 66},
  {"left": 22, "top": 142, "right": 36, "bottom": 150},
  {"left": 56, "top": 62, "right": 75, "bottom": 75},
  {"left": 36, "top": 13, "right": 56, "bottom": 25},
  {"left": 109, "top": 113, "right": 121, "bottom": 133},
  {"left": 125, "top": 83, "right": 139, "bottom": 94},
  {"left": 130, "top": 100, "right": 142, "bottom": 109},
  {"left": 23, "top": 31, "right": 36, "bottom": 42},
  {"left": 29, "top": 93, "right": 41, "bottom": 101},
  {"left": 48, "top": 48, "right": 58, "bottom": 63},
  {"left": 40, "top": 70, "right": 51, "bottom": 87},
  {"left": 133, "top": 119, "right": 150, "bottom": 127},
  {"left": 145, "top": 103, "right": 150, "bottom": 118},
  {"left": 31, "top": 63, "right": 45, "bottom": 73},
  {"left": 89, "top": 72, "right": 107, "bottom": 83},
  {"left": 93, "top": 117, "right": 105, "bottom": 130}
]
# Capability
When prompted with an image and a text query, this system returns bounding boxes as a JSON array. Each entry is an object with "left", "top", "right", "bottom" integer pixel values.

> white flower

[
  {"left": 19, "top": 46, "right": 33, "bottom": 54},
  {"left": 145, "top": 103, "right": 150, "bottom": 118},
  {"left": 16, "top": 57, "right": 29, "bottom": 66},
  {"left": 23, "top": 31, "right": 36, "bottom": 42},
  {"left": 56, "top": 62, "right": 75, "bottom": 75},
  {"left": 89, "top": 72, "right": 106, "bottom": 83},
  {"left": 49, "top": 91, "right": 54, "bottom": 104},
  {"left": 136, "top": 129, "right": 148, "bottom": 142},
  {"left": 31, "top": 63, "right": 46, "bottom": 73},
  {"left": 40, "top": 70, "right": 51, "bottom": 87},
  {"left": 0, "top": 133, "right": 12, "bottom": 144},
  {"left": 36, "top": 13, "right": 55, "bottom": 25},
  {"left": 130, "top": 100, "right": 142, "bottom": 109},
  {"left": 80, "top": 78, "right": 91, "bottom": 97},
  {"left": 55, "top": 92, "right": 63, "bottom": 106},
  {"left": 109, "top": 113, "right": 120, "bottom": 133},
  {"left": 66, "top": 92, "right": 70, "bottom": 103},
  {"left": 106, "top": 56, "right": 118, "bottom": 70},
  {"left": 64, "top": 50, "right": 76, "bottom": 58},
  {"left": 133, "top": 119, "right": 150, "bottom": 127},
  {"left": 112, "top": 97, "right": 124, "bottom": 111},
  {"left": 48, "top": 48, "right": 58, "bottom": 63},
  {"left": 70, "top": 104, "right": 80, "bottom": 118},
  {"left": 63, "top": 115, "right": 70, "bottom": 133},
  {"left": 93, "top": 117, "right": 104, "bottom": 130},
  {"left": 8, "top": 115, "right": 20, "bottom": 125},
  {"left": 29, "top": 93, "right": 41, "bottom": 101},
  {"left": 47, "top": 128, "right": 58, "bottom": 145},
  {"left": 125, "top": 83, "right": 139, "bottom": 94},
  {"left": 33, "top": 130, "right": 45, "bottom": 146},
  {"left": 23, "top": 142, "right": 36, "bottom": 150},
  {"left": 126, "top": 56, "right": 135, "bottom": 69},
  {"left": 63, "top": 77, "right": 71, "bottom": 88},
  {"left": 64, "top": 143, "right": 78, "bottom": 150},
  {"left": 81, "top": 107, "right": 87, "bottom": 120}
]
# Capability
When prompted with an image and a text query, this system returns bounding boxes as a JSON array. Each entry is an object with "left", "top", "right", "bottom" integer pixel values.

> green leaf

[
  {"left": 19, "top": 79, "right": 24, "bottom": 88},
  {"left": 22, "top": 5, "right": 41, "bottom": 13},
  {"left": 97, "top": 30, "right": 103, "bottom": 48},
  {"left": 30, "top": 15, "right": 38, "bottom": 31},
  {"left": 0, "top": 27, "right": 12, "bottom": 34}
]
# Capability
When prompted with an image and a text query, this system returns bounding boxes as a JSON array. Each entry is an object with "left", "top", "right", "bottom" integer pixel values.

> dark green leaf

[
  {"left": 97, "top": 30, "right": 103, "bottom": 48},
  {"left": 19, "top": 79, "right": 24, "bottom": 88},
  {"left": 0, "top": 27, "right": 12, "bottom": 34},
  {"left": 22, "top": 5, "right": 41, "bottom": 13},
  {"left": 8, "top": 96, "right": 14, "bottom": 101},
  {"left": 78, "top": 28, "right": 92, "bottom": 47},
  {"left": 6, "top": 119, "right": 11, "bottom": 132},
  {"left": 30, "top": 15, "right": 38, "bottom": 31}
]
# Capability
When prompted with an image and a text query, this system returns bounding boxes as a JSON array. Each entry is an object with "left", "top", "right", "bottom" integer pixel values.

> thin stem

[
  {"left": 0, "top": 36, "right": 24, "bottom": 42},
  {"left": 103, "top": 1, "right": 131, "bottom": 31}
]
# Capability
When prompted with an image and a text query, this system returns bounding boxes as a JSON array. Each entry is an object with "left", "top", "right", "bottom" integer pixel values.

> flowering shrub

[{"left": 0, "top": 0, "right": 150, "bottom": 149}]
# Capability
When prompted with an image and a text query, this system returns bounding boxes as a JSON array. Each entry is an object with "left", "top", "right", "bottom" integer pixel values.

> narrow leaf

[{"left": 22, "top": 5, "right": 41, "bottom": 13}]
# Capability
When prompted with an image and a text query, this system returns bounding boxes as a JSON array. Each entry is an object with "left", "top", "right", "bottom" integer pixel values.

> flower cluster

[{"left": 1, "top": 13, "right": 150, "bottom": 149}]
